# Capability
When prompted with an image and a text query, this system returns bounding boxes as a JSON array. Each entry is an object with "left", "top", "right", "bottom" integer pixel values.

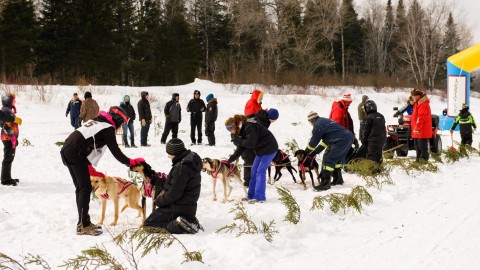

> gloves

[
  {"left": 393, "top": 111, "right": 400, "bottom": 118},
  {"left": 129, "top": 157, "right": 145, "bottom": 167},
  {"left": 353, "top": 138, "right": 359, "bottom": 149},
  {"left": 141, "top": 119, "right": 146, "bottom": 126},
  {"left": 450, "top": 129, "right": 453, "bottom": 134},
  {"left": 165, "top": 115, "right": 170, "bottom": 119},
  {"left": 14, "top": 117, "right": 22, "bottom": 125}
]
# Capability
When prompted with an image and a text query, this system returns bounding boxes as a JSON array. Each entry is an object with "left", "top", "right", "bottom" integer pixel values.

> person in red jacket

[
  {"left": 411, "top": 89, "right": 432, "bottom": 162},
  {"left": 244, "top": 89, "right": 263, "bottom": 117},
  {"left": 329, "top": 93, "right": 358, "bottom": 148}
]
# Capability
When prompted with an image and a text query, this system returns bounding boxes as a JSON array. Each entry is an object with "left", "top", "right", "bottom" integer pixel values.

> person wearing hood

[
  {"left": 357, "top": 95, "right": 368, "bottom": 142},
  {"left": 79, "top": 91, "right": 99, "bottom": 123},
  {"left": 161, "top": 93, "right": 181, "bottom": 144},
  {"left": 186, "top": 90, "right": 206, "bottom": 145},
  {"left": 138, "top": 91, "right": 152, "bottom": 147},
  {"left": 66, "top": 93, "right": 82, "bottom": 129},
  {"left": 205, "top": 94, "right": 218, "bottom": 146},
  {"left": 1, "top": 92, "right": 22, "bottom": 186},
  {"left": 244, "top": 89, "right": 263, "bottom": 117},
  {"left": 143, "top": 139, "right": 203, "bottom": 234},
  {"left": 450, "top": 103, "right": 477, "bottom": 146},
  {"left": 120, "top": 95, "right": 136, "bottom": 148},
  {"left": 411, "top": 89, "right": 432, "bottom": 162},
  {"left": 60, "top": 106, "right": 145, "bottom": 236}
]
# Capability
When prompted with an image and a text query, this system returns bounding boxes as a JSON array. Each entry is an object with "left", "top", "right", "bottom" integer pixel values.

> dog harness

[
  {"left": 279, "top": 150, "right": 289, "bottom": 162},
  {"left": 211, "top": 160, "right": 236, "bottom": 179},
  {"left": 143, "top": 172, "right": 167, "bottom": 199},
  {"left": 299, "top": 155, "right": 315, "bottom": 174},
  {"left": 100, "top": 177, "right": 134, "bottom": 200}
]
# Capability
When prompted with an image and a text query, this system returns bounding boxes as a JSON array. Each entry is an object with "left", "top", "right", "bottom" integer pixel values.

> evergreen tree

[
  {"left": 438, "top": 12, "right": 459, "bottom": 80},
  {"left": 132, "top": 0, "right": 162, "bottom": 86},
  {"left": 0, "top": 0, "right": 37, "bottom": 82},
  {"left": 156, "top": 0, "right": 199, "bottom": 85},
  {"left": 384, "top": 0, "right": 395, "bottom": 75},
  {"left": 334, "top": 0, "right": 365, "bottom": 78},
  {"left": 191, "top": 0, "right": 231, "bottom": 79}
]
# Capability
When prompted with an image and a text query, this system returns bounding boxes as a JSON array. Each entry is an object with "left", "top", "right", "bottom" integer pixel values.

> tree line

[{"left": 0, "top": 0, "right": 472, "bottom": 89}]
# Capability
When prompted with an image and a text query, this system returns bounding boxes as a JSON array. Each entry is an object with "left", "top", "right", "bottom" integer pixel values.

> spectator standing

[
  {"left": 186, "top": 90, "right": 206, "bottom": 145},
  {"left": 66, "top": 93, "right": 82, "bottom": 129},
  {"left": 138, "top": 91, "right": 152, "bottom": 147},
  {"left": 450, "top": 103, "right": 477, "bottom": 146},
  {"left": 411, "top": 89, "right": 432, "bottom": 162},
  {"left": 161, "top": 93, "right": 181, "bottom": 144},
  {"left": 355, "top": 100, "right": 386, "bottom": 164},
  {"left": 1, "top": 93, "right": 22, "bottom": 186},
  {"left": 79, "top": 91, "right": 99, "bottom": 123},
  {"left": 357, "top": 95, "right": 368, "bottom": 142},
  {"left": 205, "top": 93, "right": 218, "bottom": 146},
  {"left": 120, "top": 95, "right": 137, "bottom": 148}
]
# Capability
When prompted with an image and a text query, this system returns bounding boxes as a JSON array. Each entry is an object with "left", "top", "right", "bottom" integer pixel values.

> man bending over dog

[
  {"left": 142, "top": 138, "right": 204, "bottom": 234},
  {"left": 61, "top": 106, "right": 144, "bottom": 236},
  {"left": 304, "top": 112, "right": 353, "bottom": 191}
]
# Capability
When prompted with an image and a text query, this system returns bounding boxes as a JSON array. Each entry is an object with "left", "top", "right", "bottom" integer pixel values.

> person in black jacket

[
  {"left": 60, "top": 106, "right": 144, "bottom": 236},
  {"left": 143, "top": 138, "right": 203, "bottom": 234},
  {"left": 450, "top": 103, "right": 477, "bottom": 146},
  {"left": 120, "top": 95, "right": 136, "bottom": 148},
  {"left": 226, "top": 115, "right": 278, "bottom": 203},
  {"left": 353, "top": 100, "right": 386, "bottom": 164},
  {"left": 255, "top": 108, "right": 279, "bottom": 128},
  {"left": 1, "top": 93, "right": 22, "bottom": 186},
  {"left": 137, "top": 91, "right": 152, "bottom": 147},
  {"left": 187, "top": 90, "right": 206, "bottom": 145},
  {"left": 66, "top": 93, "right": 82, "bottom": 129},
  {"left": 205, "top": 93, "right": 218, "bottom": 146},
  {"left": 161, "top": 93, "right": 182, "bottom": 144}
]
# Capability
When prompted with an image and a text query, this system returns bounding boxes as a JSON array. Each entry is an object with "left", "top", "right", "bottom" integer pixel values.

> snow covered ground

[{"left": 1, "top": 79, "right": 480, "bottom": 269}]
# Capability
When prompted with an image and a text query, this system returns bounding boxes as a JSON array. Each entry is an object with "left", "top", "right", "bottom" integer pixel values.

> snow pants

[
  {"left": 190, "top": 112, "right": 203, "bottom": 144},
  {"left": 248, "top": 152, "right": 276, "bottom": 201}
]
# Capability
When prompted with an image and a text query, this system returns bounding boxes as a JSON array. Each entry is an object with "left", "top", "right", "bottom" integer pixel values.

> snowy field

[{"left": 1, "top": 79, "right": 480, "bottom": 269}]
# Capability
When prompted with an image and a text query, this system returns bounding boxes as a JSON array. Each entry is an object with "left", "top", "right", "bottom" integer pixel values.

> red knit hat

[
  {"left": 341, "top": 93, "right": 353, "bottom": 104},
  {"left": 88, "top": 165, "right": 105, "bottom": 178}
]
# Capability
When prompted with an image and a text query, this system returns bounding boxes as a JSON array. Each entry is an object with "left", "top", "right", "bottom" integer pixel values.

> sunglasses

[{"left": 110, "top": 107, "right": 129, "bottom": 123}]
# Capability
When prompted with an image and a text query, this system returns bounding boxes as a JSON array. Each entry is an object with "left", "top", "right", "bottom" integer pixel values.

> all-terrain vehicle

[{"left": 384, "top": 107, "right": 442, "bottom": 158}]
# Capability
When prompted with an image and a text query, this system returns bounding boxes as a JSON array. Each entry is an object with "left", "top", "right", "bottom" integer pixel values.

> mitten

[
  {"left": 141, "top": 119, "right": 146, "bottom": 126},
  {"left": 14, "top": 117, "right": 22, "bottom": 125},
  {"left": 129, "top": 157, "right": 145, "bottom": 167}
]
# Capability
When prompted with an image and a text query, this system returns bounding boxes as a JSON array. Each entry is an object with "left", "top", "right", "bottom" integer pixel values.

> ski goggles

[
  {"left": 109, "top": 107, "right": 129, "bottom": 124},
  {"left": 225, "top": 123, "right": 233, "bottom": 132}
]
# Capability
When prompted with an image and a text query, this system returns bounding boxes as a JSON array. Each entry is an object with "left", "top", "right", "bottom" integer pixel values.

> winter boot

[
  {"left": 77, "top": 224, "right": 103, "bottom": 236},
  {"left": 1, "top": 179, "right": 17, "bottom": 186},
  {"left": 176, "top": 216, "right": 204, "bottom": 234},
  {"left": 331, "top": 168, "right": 344, "bottom": 186},
  {"left": 314, "top": 169, "right": 332, "bottom": 191}
]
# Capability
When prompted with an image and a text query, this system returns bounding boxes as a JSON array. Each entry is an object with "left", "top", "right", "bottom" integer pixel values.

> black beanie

[
  {"left": 84, "top": 91, "right": 92, "bottom": 99},
  {"left": 166, "top": 138, "right": 186, "bottom": 155}
]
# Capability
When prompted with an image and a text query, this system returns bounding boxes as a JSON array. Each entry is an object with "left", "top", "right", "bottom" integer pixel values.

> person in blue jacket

[
  {"left": 393, "top": 96, "right": 414, "bottom": 117},
  {"left": 304, "top": 111, "right": 354, "bottom": 191},
  {"left": 66, "top": 93, "right": 82, "bottom": 129}
]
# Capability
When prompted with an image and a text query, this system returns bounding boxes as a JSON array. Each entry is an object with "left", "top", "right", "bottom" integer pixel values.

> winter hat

[
  {"left": 307, "top": 111, "right": 319, "bottom": 123},
  {"left": 267, "top": 108, "right": 279, "bottom": 120},
  {"left": 84, "top": 91, "right": 92, "bottom": 99},
  {"left": 88, "top": 165, "right": 105, "bottom": 178},
  {"left": 341, "top": 93, "right": 353, "bottom": 104},
  {"left": 166, "top": 138, "right": 187, "bottom": 156},
  {"left": 206, "top": 94, "right": 214, "bottom": 102},
  {"left": 411, "top": 88, "right": 424, "bottom": 97},
  {"left": 462, "top": 103, "right": 469, "bottom": 110}
]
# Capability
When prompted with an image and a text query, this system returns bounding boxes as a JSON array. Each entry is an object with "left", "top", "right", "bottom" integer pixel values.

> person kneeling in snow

[{"left": 142, "top": 138, "right": 204, "bottom": 234}]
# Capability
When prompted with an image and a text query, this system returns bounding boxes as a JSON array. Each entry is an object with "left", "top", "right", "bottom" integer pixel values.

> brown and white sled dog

[
  {"left": 89, "top": 167, "right": 144, "bottom": 226},
  {"left": 201, "top": 158, "right": 247, "bottom": 202}
]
